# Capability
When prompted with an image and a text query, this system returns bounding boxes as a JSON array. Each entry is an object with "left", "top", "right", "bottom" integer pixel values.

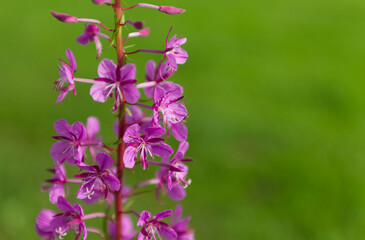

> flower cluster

[{"left": 36, "top": 0, "right": 194, "bottom": 239}]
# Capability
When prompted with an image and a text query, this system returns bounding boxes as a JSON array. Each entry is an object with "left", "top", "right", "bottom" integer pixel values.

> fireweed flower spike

[
  {"left": 90, "top": 59, "right": 140, "bottom": 111},
  {"left": 50, "top": 119, "right": 86, "bottom": 164},
  {"left": 75, "top": 152, "right": 120, "bottom": 200},
  {"left": 137, "top": 210, "right": 177, "bottom": 240},
  {"left": 123, "top": 124, "right": 174, "bottom": 169},
  {"left": 76, "top": 24, "right": 111, "bottom": 59},
  {"left": 40, "top": 0, "right": 194, "bottom": 239}
]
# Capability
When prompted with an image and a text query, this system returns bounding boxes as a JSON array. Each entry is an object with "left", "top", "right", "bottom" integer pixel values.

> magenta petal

[
  {"left": 145, "top": 60, "right": 156, "bottom": 81},
  {"left": 96, "top": 152, "right": 114, "bottom": 171},
  {"left": 123, "top": 146, "right": 138, "bottom": 168},
  {"left": 104, "top": 175, "right": 120, "bottom": 191},
  {"left": 138, "top": 231, "right": 145, "bottom": 240},
  {"left": 54, "top": 119, "right": 70, "bottom": 136},
  {"left": 56, "top": 196, "right": 74, "bottom": 212},
  {"left": 90, "top": 82, "right": 110, "bottom": 102},
  {"left": 172, "top": 205, "right": 183, "bottom": 224},
  {"left": 50, "top": 141, "right": 69, "bottom": 163},
  {"left": 167, "top": 183, "right": 186, "bottom": 201},
  {"left": 123, "top": 84, "right": 140, "bottom": 104},
  {"left": 56, "top": 88, "right": 70, "bottom": 103},
  {"left": 157, "top": 223, "right": 177, "bottom": 240},
  {"left": 137, "top": 211, "right": 151, "bottom": 226},
  {"left": 151, "top": 143, "right": 173, "bottom": 158},
  {"left": 154, "top": 209, "right": 172, "bottom": 220},
  {"left": 76, "top": 33, "right": 90, "bottom": 45},
  {"left": 173, "top": 217, "right": 191, "bottom": 233},
  {"left": 123, "top": 124, "right": 140, "bottom": 143},
  {"left": 177, "top": 140, "right": 189, "bottom": 155},
  {"left": 98, "top": 59, "right": 117, "bottom": 80},
  {"left": 66, "top": 49, "right": 77, "bottom": 71},
  {"left": 144, "top": 127, "right": 165, "bottom": 138},
  {"left": 71, "top": 122, "right": 86, "bottom": 140},
  {"left": 174, "top": 47, "right": 188, "bottom": 65},
  {"left": 166, "top": 53, "right": 178, "bottom": 70},
  {"left": 86, "top": 116, "right": 100, "bottom": 138},
  {"left": 119, "top": 64, "right": 136, "bottom": 81},
  {"left": 171, "top": 122, "right": 188, "bottom": 142},
  {"left": 36, "top": 209, "right": 55, "bottom": 231},
  {"left": 49, "top": 184, "right": 65, "bottom": 204}
]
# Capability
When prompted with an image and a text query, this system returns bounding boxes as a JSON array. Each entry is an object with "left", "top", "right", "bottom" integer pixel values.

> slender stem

[
  {"left": 114, "top": 1, "right": 126, "bottom": 239},
  {"left": 74, "top": 78, "right": 97, "bottom": 84},
  {"left": 87, "top": 228, "right": 105, "bottom": 238},
  {"left": 125, "top": 48, "right": 165, "bottom": 55},
  {"left": 83, "top": 212, "right": 107, "bottom": 220},
  {"left": 66, "top": 179, "right": 83, "bottom": 184},
  {"left": 136, "top": 81, "right": 156, "bottom": 89}
]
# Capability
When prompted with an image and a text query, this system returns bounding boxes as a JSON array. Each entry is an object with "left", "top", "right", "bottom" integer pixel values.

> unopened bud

[
  {"left": 159, "top": 6, "right": 186, "bottom": 15},
  {"left": 139, "top": 28, "right": 150, "bottom": 37},
  {"left": 50, "top": 11, "right": 78, "bottom": 23},
  {"left": 92, "top": 0, "right": 112, "bottom": 5}
]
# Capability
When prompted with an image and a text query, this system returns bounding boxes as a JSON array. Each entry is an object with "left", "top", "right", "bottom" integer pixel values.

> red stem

[{"left": 114, "top": 0, "right": 126, "bottom": 239}]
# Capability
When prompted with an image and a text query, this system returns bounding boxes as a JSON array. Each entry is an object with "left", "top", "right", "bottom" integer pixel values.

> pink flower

[
  {"left": 50, "top": 119, "right": 86, "bottom": 165},
  {"left": 42, "top": 164, "right": 67, "bottom": 204},
  {"left": 76, "top": 24, "right": 110, "bottom": 58},
  {"left": 137, "top": 210, "right": 177, "bottom": 240},
  {"left": 54, "top": 49, "right": 77, "bottom": 103},
  {"left": 75, "top": 153, "right": 120, "bottom": 200},
  {"left": 50, "top": 197, "right": 87, "bottom": 240},
  {"left": 144, "top": 60, "right": 175, "bottom": 98},
  {"left": 90, "top": 59, "right": 140, "bottom": 111},
  {"left": 165, "top": 28, "right": 188, "bottom": 70},
  {"left": 123, "top": 124, "right": 173, "bottom": 169}
]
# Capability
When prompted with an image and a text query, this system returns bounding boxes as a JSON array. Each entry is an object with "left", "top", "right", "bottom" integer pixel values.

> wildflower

[
  {"left": 153, "top": 82, "right": 187, "bottom": 127},
  {"left": 165, "top": 29, "right": 188, "bottom": 70},
  {"left": 137, "top": 210, "right": 177, "bottom": 240},
  {"left": 171, "top": 205, "right": 194, "bottom": 240},
  {"left": 35, "top": 209, "right": 57, "bottom": 239},
  {"left": 75, "top": 152, "right": 120, "bottom": 200},
  {"left": 55, "top": 49, "right": 77, "bottom": 103},
  {"left": 43, "top": 164, "right": 67, "bottom": 204},
  {"left": 90, "top": 59, "right": 140, "bottom": 111},
  {"left": 76, "top": 24, "right": 110, "bottom": 58},
  {"left": 123, "top": 124, "right": 173, "bottom": 169},
  {"left": 50, "top": 197, "right": 87, "bottom": 240},
  {"left": 144, "top": 60, "right": 175, "bottom": 98},
  {"left": 50, "top": 119, "right": 86, "bottom": 165}
]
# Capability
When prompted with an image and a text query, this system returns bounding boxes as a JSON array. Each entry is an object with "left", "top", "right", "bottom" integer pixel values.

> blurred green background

[{"left": 2, "top": 0, "right": 365, "bottom": 239}]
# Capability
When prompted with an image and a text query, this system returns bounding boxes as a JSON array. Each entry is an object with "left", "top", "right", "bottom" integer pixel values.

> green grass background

[{"left": 2, "top": 0, "right": 365, "bottom": 239}]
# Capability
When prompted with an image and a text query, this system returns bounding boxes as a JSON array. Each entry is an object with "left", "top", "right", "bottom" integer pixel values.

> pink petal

[
  {"left": 98, "top": 59, "right": 116, "bottom": 80},
  {"left": 76, "top": 33, "right": 90, "bottom": 45},
  {"left": 150, "top": 143, "right": 173, "bottom": 158},
  {"left": 171, "top": 122, "right": 188, "bottom": 142},
  {"left": 122, "top": 84, "right": 140, "bottom": 104},
  {"left": 54, "top": 119, "right": 70, "bottom": 136},
  {"left": 123, "top": 124, "right": 141, "bottom": 143},
  {"left": 167, "top": 183, "right": 186, "bottom": 201},
  {"left": 123, "top": 146, "right": 138, "bottom": 168},
  {"left": 96, "top": 152, "right": 114, "bottom": 170},
  {"left": 119, "top": 64, "right": 136, "bottom": 81},
  {"left": 86, "top": 116, "right": 100, "bottom": 138},
  {"left": 90, "top": 82, "right": 110, "bottom": 102}
]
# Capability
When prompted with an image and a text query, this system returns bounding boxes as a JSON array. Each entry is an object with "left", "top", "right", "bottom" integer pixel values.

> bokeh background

[{"left": 2, "top": 0, "right": 365, "bottom": 239}]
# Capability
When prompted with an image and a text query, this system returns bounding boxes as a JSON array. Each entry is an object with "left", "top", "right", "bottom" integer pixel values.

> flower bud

[
  {"left": 92, "top": 0, "right": 112, "bottom": 4},
  {"left": 159, "top": 6, "right": 186, "bottom": 15},
  {"left": 50, "top": 11, "right": 78, "bottom": 23},
  {"left": 139, "top": 28, "right": 150, "bottom": 37}
]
